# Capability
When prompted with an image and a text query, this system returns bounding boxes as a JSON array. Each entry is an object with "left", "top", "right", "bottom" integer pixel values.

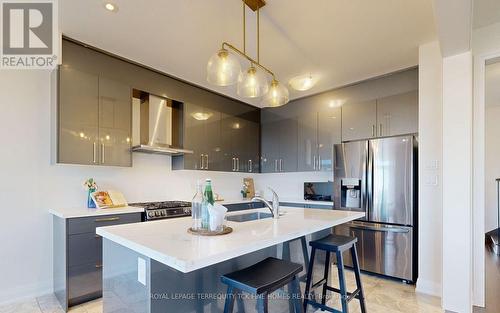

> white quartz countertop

[
  {"left": 96, "top": 207, "right": 363, "bottom": 273},
  {"left": 49, "top": 206, "right": 144, "bottom": 219}
]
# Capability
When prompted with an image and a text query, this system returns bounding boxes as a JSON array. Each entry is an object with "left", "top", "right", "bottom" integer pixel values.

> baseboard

[
  {"left": 0, "top": 280, "right": 52, "bottom": 306},
  {"left": 416, "top": 279, "right": 442, "bottom": 297}
]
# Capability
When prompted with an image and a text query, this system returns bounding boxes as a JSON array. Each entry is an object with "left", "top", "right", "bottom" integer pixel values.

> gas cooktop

[{"left": 129, "top": 201, "right": 192, "bottom": 221}]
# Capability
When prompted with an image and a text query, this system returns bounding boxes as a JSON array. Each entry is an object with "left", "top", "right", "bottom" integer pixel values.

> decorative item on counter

[
  {"left": 208, "top": 203, "right": 228, "bottom": 232},
  {"left": 191, "top": 180, "right": 204, "bottom": 231},
  {"left": 241, "top": 184, "right": 248, "bottom": 199},
  {"left": 83, "top": 178, "right": 98, "bottom": 208},
  {"left": 202, "top": 178, "right": 215, "bottom": 230},
  {"left": 90, "top": 190, "right": 128, "bottom": 209},
  {"left": 243, "top": 178, "right": 255, "bottom": 199}
]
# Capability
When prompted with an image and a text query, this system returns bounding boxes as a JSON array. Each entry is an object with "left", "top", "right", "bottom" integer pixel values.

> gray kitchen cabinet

[
  {"left": 317, "top": 106, "right": 342, "bottom": 171},
  {"left": 182, "top": 103, "right": 222, "bottom": 170},
  {"left": 53, "top": 213, "right": 142, "bottom": 311},
  {"left": 297, "top": 112, "right": 317, "bottom": 172},
  {"left": 376, "top": 90, "right": 418, "bottom": 137},
  {"left": 57, "top": 67, "right": 132, "bottom": 167},
  {"left": 261, "top": 115, "right": 298, "bottom": 173},
  {"left": 98, "top": 77, "right": 132, "bottom": 167},
  {"left": 221, "top": 115, "right": 260, "bottom": 173},
  {"left": 58, "top": 67, "right": 99, "bottom": 165},
  {"left": 341, "top": 100, "right": 377, "bottom": 142}
]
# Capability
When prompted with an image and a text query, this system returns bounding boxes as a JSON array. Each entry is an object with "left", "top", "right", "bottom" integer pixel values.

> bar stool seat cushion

[
  {"left": 221, "top": 257, "right": 303, "bottom": 294},
  {"left": 309, "top": 234, "right": 357, "bottom": 252}
]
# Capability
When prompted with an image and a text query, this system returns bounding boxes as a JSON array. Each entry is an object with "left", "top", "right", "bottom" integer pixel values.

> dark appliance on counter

[
  {"left": 304, "top": 182, "right": 333, "bottom": 201},
  {"left": 130, "top": 201, "right": 192, "bottom": 221},
  {"left": 333, "top": 135, "right": 418, "bottom": 282}
]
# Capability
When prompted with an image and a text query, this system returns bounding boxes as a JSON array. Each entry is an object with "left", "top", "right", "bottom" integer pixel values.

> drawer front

[
  {"left": 68, "top": 212, "right": 142, "bottom": 235},
  {"left": 68, "top": 233, "right": 101, "bottom": 267},
  {"left": 280, "top": 202, "right": 306, "bottom": 208},
  {"left": 68, "top": 263, "right": 102, "bottom": 306}
]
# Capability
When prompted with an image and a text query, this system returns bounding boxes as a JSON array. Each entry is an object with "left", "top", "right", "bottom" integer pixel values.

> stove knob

[
  {"left": 155, "top": 211, "right": 160, "bottom": 217},
  {"left": 148, "top": 212, "right": 155, "bottom": 218},
  {"left": 160, "top": 210, "right": 166, "bottom": 216}
]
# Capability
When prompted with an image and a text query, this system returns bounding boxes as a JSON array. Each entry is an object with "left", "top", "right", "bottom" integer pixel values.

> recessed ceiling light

[
  {"left": 104, "top": 2, "right": 118, "bottom": 12},
  {"left": 289, "top": 74, "right": 318, "bottom": 91}
]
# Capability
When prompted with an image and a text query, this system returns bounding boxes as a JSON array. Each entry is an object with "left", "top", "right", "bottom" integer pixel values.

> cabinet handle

[
  {"left": 318, "top": 155, "right": 322, "bottom": 170},
  {"left": 379, "top": 123, "right": 383, "bottom": 136},
  {"left": 95, "top": 264, "right": 103, "bottom": 268},
  {"left": 95, "top": 217, "right": 120, "bottom": 222},
  {"left": 92, "top": 142, "right": 97, "bottom": 164},
  {"left": 205, "top": 154, "right": 209, "bottom": 170},
  {"left": 280, "top": 159, "right": 284, "bottom": 172},
  {"left": 313, "top": 155, "right": 317, "bottom": 170},
  {"left": 275, "top": 159, "right": 278, "bottom": 172},
  {"left": 248, "top": 160, "right": 252, "bottom": 172},
  {"left": 372, "top": 125, "right": 375, "bottom": 137},
  {"left": 101, "top": 143, "right": 105, "bottom": 164},
  {"left": 237, "top": 158, "right": 240, "bottom": 171},
  {"left": 200, "top": 154, "right": 204, "bottom": 169}
]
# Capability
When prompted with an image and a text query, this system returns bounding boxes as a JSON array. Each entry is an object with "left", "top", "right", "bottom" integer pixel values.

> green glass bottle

[{"left": 202, "top": 178, "right": 214, "bottom": 229}]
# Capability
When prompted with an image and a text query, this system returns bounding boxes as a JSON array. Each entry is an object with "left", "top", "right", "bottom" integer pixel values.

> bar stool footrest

[
  {"left": 304, "top": 299, "right": 344, "bottom": 313},
  {"left": 311, "top": 277, "right": 327, "bottom": 290},
  {"left": 326, "top": 286, "right": 361, "bottom": 302}
]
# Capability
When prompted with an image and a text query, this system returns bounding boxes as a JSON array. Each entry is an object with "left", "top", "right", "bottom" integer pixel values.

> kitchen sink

[{"left": 226, "top": 212, "right": 273, "bottom": 222}]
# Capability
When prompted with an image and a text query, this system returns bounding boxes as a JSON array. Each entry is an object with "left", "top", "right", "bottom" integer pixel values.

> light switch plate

[
  {"left": 137, "top": 257, "right": 146, "bottom": 286},
  {"left": 425, "top": 160, "right": 439, "bottom": 170},
  {"left": 424, "top": 175, "right": 438, "bottom": 186}
]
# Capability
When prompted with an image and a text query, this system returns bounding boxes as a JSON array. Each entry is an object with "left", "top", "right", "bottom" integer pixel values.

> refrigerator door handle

[
  {"left": 366, "top": 141, "right": 373, "bottom": 221},
  {"left": 350, "top": 224, "right": 410, "bottom": 233}
]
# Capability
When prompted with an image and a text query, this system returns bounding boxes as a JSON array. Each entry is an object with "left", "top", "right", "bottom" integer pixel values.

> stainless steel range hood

[{"left": 131, "top": 93, "right": 192, "bottom": 156}]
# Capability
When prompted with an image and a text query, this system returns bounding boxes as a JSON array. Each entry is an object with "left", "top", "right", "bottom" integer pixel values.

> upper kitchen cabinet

[
  {"left": 221, "top": 114, "right": 260, "bottom": 173},
  {"left": 57, "top": 67, "right": 132, "bottom": 167},
  {"left": 317, "top": 105, "right": 342, "bottom": 171},
  {"left": 98, "top": 77, "right": 132, "bottom": 167},
  {"left": 58, "top": 67, "right": 99, "bottom": 165},
  {"left": 341, "top": 100, "right": 377, "bottom": 141},
  {"left": 261, "top": 109, "right": 298, "bottom": 173},
  {"left": 376, "top": 90, "right": 418, "bottom": 137}
]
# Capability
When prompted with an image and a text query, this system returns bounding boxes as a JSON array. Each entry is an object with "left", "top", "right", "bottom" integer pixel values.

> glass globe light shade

[
  {"left": 262, "top": 79, "right": 289, "bottom": 107},
  {"left": 237, "top": 66, "right": 269, "bottom": 98},
  {"left": 206, "top": 48, "right": 241, "bottom": 86}
]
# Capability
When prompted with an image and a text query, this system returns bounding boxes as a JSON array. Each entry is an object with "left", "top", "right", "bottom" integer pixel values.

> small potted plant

[{"left": 83, "top": 178, "right": 98, "bottom": 208}]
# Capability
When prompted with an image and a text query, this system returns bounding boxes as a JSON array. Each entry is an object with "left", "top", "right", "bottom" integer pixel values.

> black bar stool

[
  {"left": 303, "top": 234, "right": 367, "bottom": 313},
  {"left": 221, "top": 257, "right": 304, "bottom": 313}
]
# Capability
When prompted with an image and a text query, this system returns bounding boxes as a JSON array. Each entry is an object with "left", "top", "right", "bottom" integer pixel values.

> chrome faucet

[{"left": 251, "top": 187, "right": 280, "bottom": 219}]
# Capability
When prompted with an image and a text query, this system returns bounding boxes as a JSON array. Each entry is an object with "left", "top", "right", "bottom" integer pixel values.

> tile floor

[{"left": 0, "top": 270, "right": 442, "bottom": 313}]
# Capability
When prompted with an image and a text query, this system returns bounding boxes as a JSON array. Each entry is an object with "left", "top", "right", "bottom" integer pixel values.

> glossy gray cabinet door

[
  {"left": 297, "top": 112, "right": 317, "bottom": 172},
  {"left": 261, "top": 121, "right": 280, "bottom": 173},
  {"left": 98, "top": 77, "right": 132, "bottom": 167},
  {"left": 376, "top": 91, "right": 418, "bottom": 137},
  {"left": 342, "top": 100, "right": 377, "bottom": 141},
  {"left": 58, "top": 67, "right": 99, "bottom": 165},
  {"left": 317, "top": 106, "right": 341, "bottom": 171},
  {"left": 279, "top": 118, "right": 298, "bottom": 172}
]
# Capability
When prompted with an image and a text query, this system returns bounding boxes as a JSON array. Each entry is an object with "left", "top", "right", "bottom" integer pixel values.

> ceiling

[
  {"left": 61, "top": 0, "right": 436, "bottom": 107},
  {"left": 473, "top": 0, "right": 500, "bottom": 29}
]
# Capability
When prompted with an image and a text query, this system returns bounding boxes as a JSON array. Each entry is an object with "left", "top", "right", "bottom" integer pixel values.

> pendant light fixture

[{"left": 206, "top": 0, "right": 289, "bottom": 107}]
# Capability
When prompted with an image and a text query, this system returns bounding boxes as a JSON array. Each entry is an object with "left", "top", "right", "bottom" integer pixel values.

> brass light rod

[{"left": 221, "top": 41, "right": 275, "bottom": 79}]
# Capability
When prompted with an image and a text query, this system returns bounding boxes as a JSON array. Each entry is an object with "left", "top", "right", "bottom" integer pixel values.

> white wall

[
  {"left": 0, "top": 70, "right": 331, "bottom": 304},
  {"left": 417, "top": 41, "right": 443, "bottom": 298},
  {"left": 441, "top": 51, "right": 473, "bottom": 313}
]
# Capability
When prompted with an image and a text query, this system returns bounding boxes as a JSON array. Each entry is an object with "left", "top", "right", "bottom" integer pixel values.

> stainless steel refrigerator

[{"left": 333, "top": 135, "right": 417, "bottom": 282}]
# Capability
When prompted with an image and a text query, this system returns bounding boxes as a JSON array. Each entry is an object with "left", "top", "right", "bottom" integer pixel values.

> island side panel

[
  {"left": 53, "top": 216, "right": 68, "bottom": 312},
  {"left": 102, "top": 238, "right": 151, "bottom": 313},
  {"left": 150, "top": 246, "right": 282, "bottom": 313}
]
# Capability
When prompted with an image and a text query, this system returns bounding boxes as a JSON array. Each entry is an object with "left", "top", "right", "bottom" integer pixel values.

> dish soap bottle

[
  {"left": 191, "top": 180, "right": 204, "bottom": 230},
  {"left": 202, "top": 178, "right": 215, "bottom": 230}
]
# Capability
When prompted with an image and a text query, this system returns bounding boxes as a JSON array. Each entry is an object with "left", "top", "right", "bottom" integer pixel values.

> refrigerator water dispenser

[{"left": 341, "top": 179, "right": 362, "bottom": 209}]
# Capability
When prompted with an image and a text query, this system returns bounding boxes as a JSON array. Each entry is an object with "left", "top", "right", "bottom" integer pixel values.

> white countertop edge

[
  {"left": 49, "top": 206, "right": 144, "bottom": 219},
  {"left": 218, "top": 199, "right": 334, "bottom": 206},
  {"left": 96, "top": 208, "right": 364, "bottom": 273}
]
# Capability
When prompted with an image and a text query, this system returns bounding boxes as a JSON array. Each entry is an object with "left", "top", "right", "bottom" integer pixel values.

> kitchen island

[{"left": 96, "top": 207, "right": 364, "bottom": 313}]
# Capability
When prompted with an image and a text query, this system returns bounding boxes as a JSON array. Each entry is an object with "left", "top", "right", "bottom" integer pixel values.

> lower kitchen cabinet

[
  {"left": 53, "top": 213, "right": 142, "bottom": 311},
  {"left": 225, "top": 202, "right": 265, "bottom": 212}
]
